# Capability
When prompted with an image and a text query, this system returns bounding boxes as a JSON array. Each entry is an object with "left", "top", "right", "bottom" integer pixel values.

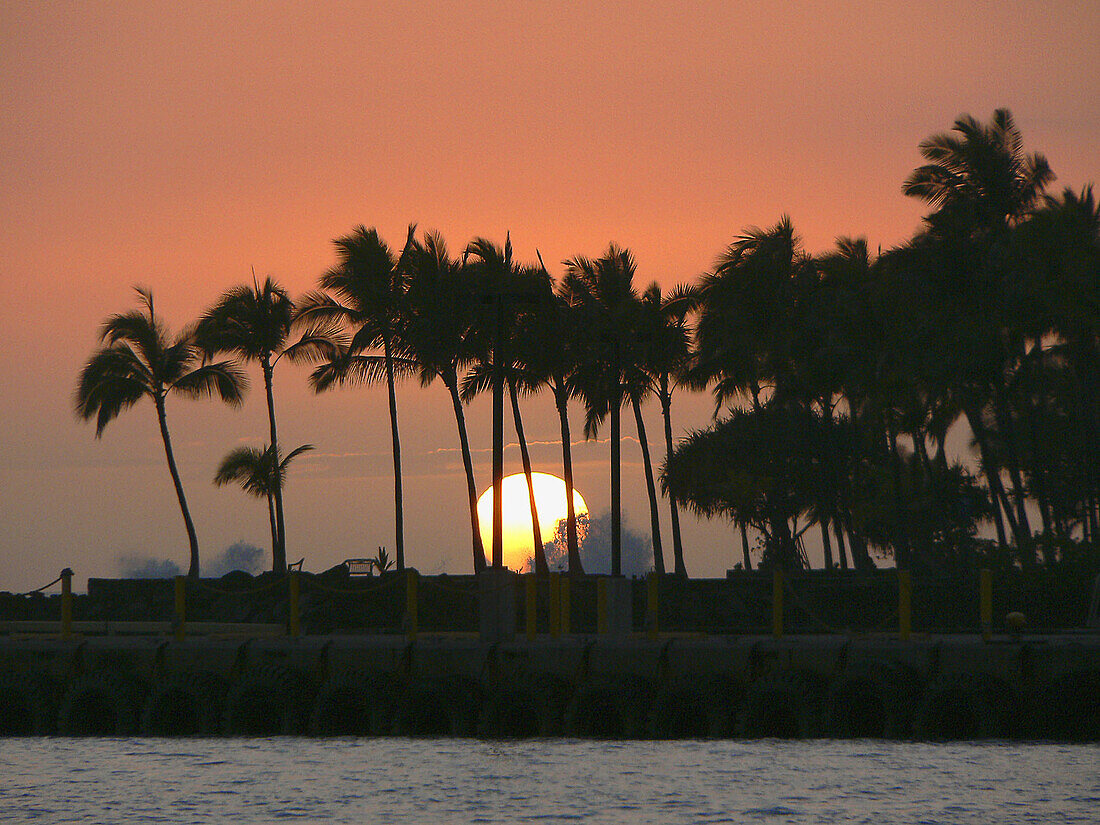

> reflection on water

[{"left": 1, "top": 738, "right": 1097, "bottom": 824}]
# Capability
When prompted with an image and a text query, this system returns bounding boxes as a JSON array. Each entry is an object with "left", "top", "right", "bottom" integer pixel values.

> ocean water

[{"left": 1, "top": 738, "right": 1096, "bottom": 824}]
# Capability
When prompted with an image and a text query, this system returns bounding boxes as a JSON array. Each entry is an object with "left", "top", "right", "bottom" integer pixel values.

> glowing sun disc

[{"left": 476, "top": 472, "right": 588, "bottom": 571}]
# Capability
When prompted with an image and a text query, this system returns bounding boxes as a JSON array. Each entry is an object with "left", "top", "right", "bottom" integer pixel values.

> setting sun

[{"left": 476, "top": 472, "right": 588, "bottom": 571}]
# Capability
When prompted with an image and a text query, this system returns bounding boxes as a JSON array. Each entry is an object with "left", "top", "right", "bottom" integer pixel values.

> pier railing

[{"left": 0, "top": 565, "right": 1095, "bottom": 640}]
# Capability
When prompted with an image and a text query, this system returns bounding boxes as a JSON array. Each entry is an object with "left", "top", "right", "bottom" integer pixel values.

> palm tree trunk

[
  {"left": 966, "top": 403, "right": 1022, "bottom": 551},
  {"left": 510, "top": 382, "right": 547, "bottom": 575},
  {"left": 833, "top": 519, "right": 850, "bottom": 570},
  {"left": 632, "top": 395, "right": 665, "bottom": 576},
  {"left": 820, "top": 521, "right": 834, "bottom": 570},
  {"left": 611, "top": 389, "right": 622, "bottom": 577},
  {"left": 266, "top": 493, "right": 278, "bottom": 559},
  {"left": 659, "top": 385, "right": 686, "bottom": 577},
  {"left": 262, "top": 359, "right": 287, "bottom": 573},
  {"left": 739, "top": 522, "right": 752, "bottom": 570},
  {"left": 885, "top": 417, "right": 912, "bottom": 570},
  {"left": 446, "top": 372, "right": 486, "bottom": 573},
  {"left": 555, "top": 386, "right": 583, "bottom": 575},
  {"left": 155, "top": 396, "right": 200, "bottom": 578},
  {"left": 382, "top": 335, "right": 405, "bottom": 571}
]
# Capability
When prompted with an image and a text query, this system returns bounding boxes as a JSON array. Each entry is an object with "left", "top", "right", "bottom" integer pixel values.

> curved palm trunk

[
  {"left": 445, "top": 372, "right": 486, "bottom": 573},
  {"left": 659, "top": 383, "right": 686, "bottom": 577},
  {"left": 632, "top": 395, "right": 665, "bottom": 575},
  {"left": 155, "top": 397, "right": 200, "bottom": 578},
  {"left": 965, "top": 403, "right": 1021, "bottom": 551},
  {"left": 382, "top": 335, "right": 405, "bottom": 571},
  {"left": 555, "top": 386, "right": 583, "bottom": 575},
  {"left": 510, "top": 382, "right": 547, "bottom": 575},
  {"left": 262, "top": 358, "right": 287, "bottom": 573}
]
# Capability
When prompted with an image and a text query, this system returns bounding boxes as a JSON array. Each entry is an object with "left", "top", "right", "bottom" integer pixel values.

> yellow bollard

[
  {"left": 405, "top": 569, "right": 419, "bottom": 641},
  {"left": 980, "top": 568, "right": 992, "bottom": 642},
  {"left": 525, "top": 575, "right": 537, "bottom": 641},
  {"left": 60, "top": 568, "right": 73, "bottom": 639},
  {"left": 288, "top": 570, "right": 301, "bottom": 637},
  {"left": 549, "top": 573, "right": 561, "bottom": 638},
  {"left": 174, "top": 575, "right": 187, "bottom": 642},
  {"left": 597, "top": 577, "right": 609, "bottom": 636},
  {"left": 560, "top": 576, "right": 571, "bottom": 635},
  {"left": 646, "top": 573, "right": 659, "bottom": 640},
  {"left": 772, "top": 568, "right": 784, "bottom": 639},
  {"left": 898, "top": 569, "right": 912, "bottom": 641}
]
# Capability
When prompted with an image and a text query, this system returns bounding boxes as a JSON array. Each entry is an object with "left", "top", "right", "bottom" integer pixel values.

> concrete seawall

[{"left": 0, "top": 633, "right": 1097, "bottom": 740}]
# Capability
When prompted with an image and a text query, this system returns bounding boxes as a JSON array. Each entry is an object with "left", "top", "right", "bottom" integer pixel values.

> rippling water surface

[{"left": 1, "top": 738, "right": 1097, "bottom": 824}]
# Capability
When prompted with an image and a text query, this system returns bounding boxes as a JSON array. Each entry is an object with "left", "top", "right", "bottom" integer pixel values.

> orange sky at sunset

[{"left": 1, "top": 2, "right": 1098, "bottom": 590}]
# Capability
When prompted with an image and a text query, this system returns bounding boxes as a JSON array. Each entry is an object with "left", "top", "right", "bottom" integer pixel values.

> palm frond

[
  {"left": 75, "top": 346, "right": 152, "bottom": 436},
  {"left": 170, "top": 361, "right": 247, "bottom": 404}
]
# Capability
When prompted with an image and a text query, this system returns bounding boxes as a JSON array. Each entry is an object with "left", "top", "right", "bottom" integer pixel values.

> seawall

[{"left": 1, "top": 633, "right": 1097, "bottom": 740}]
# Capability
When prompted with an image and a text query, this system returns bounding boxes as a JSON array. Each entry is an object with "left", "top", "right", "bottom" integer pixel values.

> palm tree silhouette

[
  {"left": 461, "top": 240, "right": 556, "bottom": 574},
  {"left": 903, "top": 109, "right": 1056, "bottom": 561},
  {"left": 563, "top": 245, "right": 648, "bottom": 576},
  {"left": 76, "top": 287, "right": 245, "bottom": 578},
  {"left": 194, "top": 276, "right": 297, "bottom": 572},
  {"left": 214, "top": 443, "right": 314, "bottom": 568},
  {"left": 402, "top": 231, "right": 487, "bottom": 573},
  {"left": 637, "top": 282, "right": 694, "bottom": 577},
  {"left": 295, "top": 225, "right": 416, "bottom": 571}
]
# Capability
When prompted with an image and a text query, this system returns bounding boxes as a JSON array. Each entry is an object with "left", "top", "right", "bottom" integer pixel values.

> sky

[{"left": 1, "top": 1, "right": 1098, "bottom": 591}]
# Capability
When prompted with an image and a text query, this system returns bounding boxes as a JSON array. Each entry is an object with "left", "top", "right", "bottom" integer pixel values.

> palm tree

[
  {"left": 76, "top": 287, "right": 245, "bottom": 578},
  {"left": 194, "top": 276, "right": 297, "bottom": 572},
  {"left": 214, "top": 443, "right": 314, "bottom": 568},
  {"left": 463, "top": 235, "right": 548, "bottom": 571},
  {"left": 508, "top": 253, "right": 586, "bottom": 574},
  {"left": 637, "top": 282, "right": 695, "bottom": 577},
  {"left": 402, "top": 231, "right": 487, "bottom": 572},
  {"left": 690, "top": 219, "right": 814, "bottom": 569},
  {"left": 294, "top": 225, "right": 416, "bottom": 570},
  {"left": 903, "top": 109, "right": 1056, "bottom": 560},
  {"left": 563, "top": 245, "right": 649, "bottom": 577}
]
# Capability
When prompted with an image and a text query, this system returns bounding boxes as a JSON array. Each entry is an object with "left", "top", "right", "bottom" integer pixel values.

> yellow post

[
  {"left": 405, "top": 568, "right": 419, "bottom": 641},
  {"left": 772, "top": 568, "right": 784, "bottom": 639},
  {"left": 549, "top": 573, "right": 561, "bottom": 638},
  {"left": 980, "top": 568, "right": 992, "bottom": 642},
  {"left": 60, "top": 568, "right": 73, "bottom": 639},
  {"left": 525, "top": 575, "right": 537, "bottom": 641},
  {"left": 288, "top": 570, "right": 301, "bottom": 637},
  {"left": 173, "top": 575, "right": 187, "bottom": 642},
  {"left": 597, "top": 577, "right": 609, "bottom": 635},
  {"left": 646, "top": 573, "right": 659, "bottom": 640},
  {"left": 560, "top": 576, "right": 571, "bottom": 635},
  {"left": 898, "top": 569, "right": 912, "bottom": 641}
]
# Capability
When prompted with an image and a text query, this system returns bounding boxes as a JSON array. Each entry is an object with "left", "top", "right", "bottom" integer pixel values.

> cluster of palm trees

[
  {"left": 667, "top": 110, "right": 1100, "bottom": 574},
  {"left": 78, "top": 109, "right": 1098, "bottom": 579}
]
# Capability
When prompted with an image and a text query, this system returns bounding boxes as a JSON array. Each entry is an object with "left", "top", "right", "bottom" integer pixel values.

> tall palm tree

[
  {"left": 511, "top": 253, "right": 586, "bottom": 574},
  {"left": 463, "top": 235, "right": 548, "bottom": 571},
  {"left": 903, "top": 109, "right": 1056, "bottom": 560},
  {"left": 214, "top": 443, "right": 314, "bottom": 568},
  {"left": 76, "top": 287, "right": 246, "bottom": 578},
  {"left": 294, "top": 225, "right": 416, "bottom": 571},
  {"left": 402, "top": 231, "right": 487, "bottom": 573},
  {"left": 690, "top": 219, "right": 813, "bottom": 569},
  {"left": 194, "top": 276, "right": 296, "bottom": 572},
  {"left": 637, "top": 282, "right": 695, "bottom": 577},
  {"left": 563, "top": 245, "right": 647, "bottom": 577}
]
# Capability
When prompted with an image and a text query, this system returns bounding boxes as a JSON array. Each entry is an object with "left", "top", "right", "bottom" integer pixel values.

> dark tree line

[{"left": 77, "top": 109, "right": 1098, "bottom": 578}]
